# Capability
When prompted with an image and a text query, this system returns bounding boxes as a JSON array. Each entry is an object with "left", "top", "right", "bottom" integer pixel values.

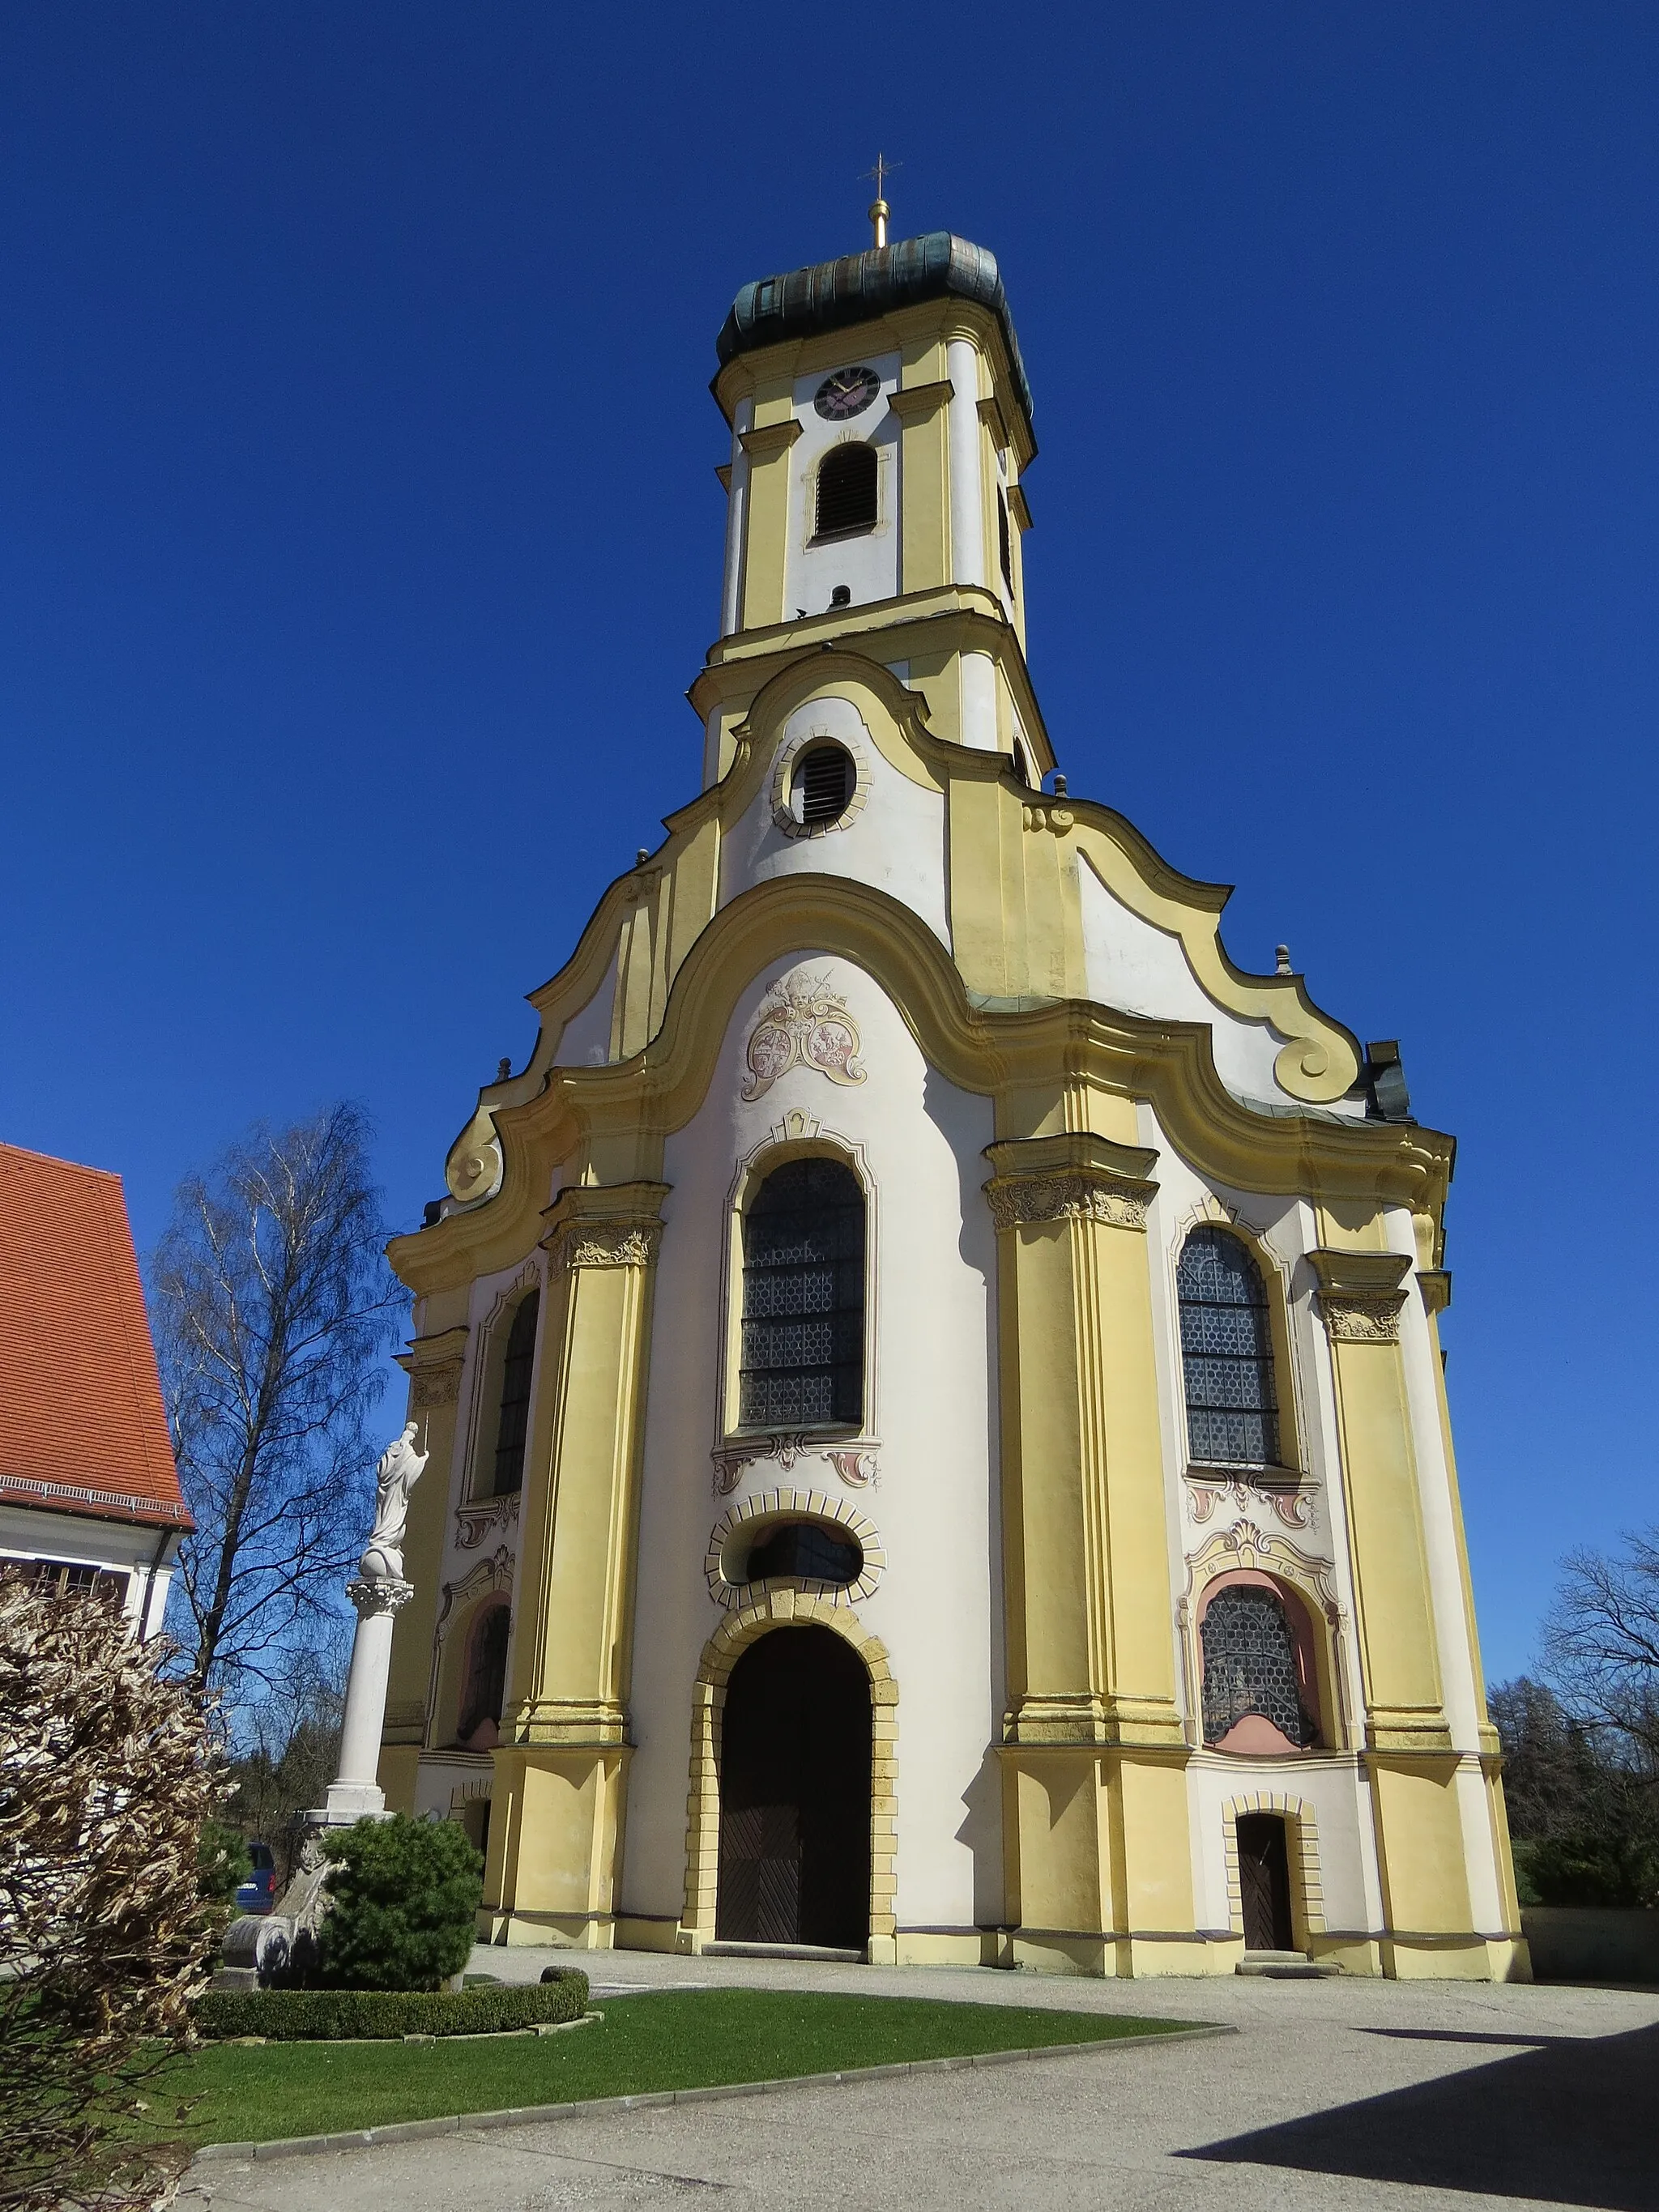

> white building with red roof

[{"left": 0, "top": 1141, "right": 190, "bottom": 1632}]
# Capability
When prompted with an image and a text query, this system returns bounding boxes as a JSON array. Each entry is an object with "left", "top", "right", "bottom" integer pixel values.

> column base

[{"left": 308, "top": 1782, "right": 390, "bottom": 1826}]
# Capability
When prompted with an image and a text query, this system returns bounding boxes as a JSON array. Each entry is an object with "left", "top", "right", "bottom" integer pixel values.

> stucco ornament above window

[{"left": 741, "top": 974, "right": 867, "bottom": 1102}]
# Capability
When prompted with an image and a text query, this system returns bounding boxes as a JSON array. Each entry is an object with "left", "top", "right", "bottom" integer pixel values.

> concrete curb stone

[{"left": 190, "top": 2022, "right": 1231, "bottom": 2168}]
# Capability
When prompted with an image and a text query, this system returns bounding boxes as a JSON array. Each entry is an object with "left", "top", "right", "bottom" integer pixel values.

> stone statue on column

[
  {"left": 316, "top": 1421, "right": 429, "bottom": 1825},
  {"left": 219, "top": 1423, "right": 430, "bottom": 1988}
]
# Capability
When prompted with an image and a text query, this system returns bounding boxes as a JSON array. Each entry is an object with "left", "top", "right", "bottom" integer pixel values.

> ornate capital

[
  {"left": 542, "top": 1182, "right": 670, "bottom": 1274},
  {"left": 983, "top": 1132, "right": 1159, "bottom": 1235},
  {"left": 558, "top": 1221, "right": 663, "bottom": 1270},
  {"left": 1310, "top": 1250, "right": 1412, "bottom": 1344},
  {"left": 347, "top": 1575, "right": 413, "bottom": 1617},
  {"left": 394, "top": 1325, "right": 469, "bottom": 1409}
]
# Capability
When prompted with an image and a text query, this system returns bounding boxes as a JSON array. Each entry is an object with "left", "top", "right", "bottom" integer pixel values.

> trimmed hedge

[{"left": 196, "top": 1971, "right": 589, "bottom": 2042}]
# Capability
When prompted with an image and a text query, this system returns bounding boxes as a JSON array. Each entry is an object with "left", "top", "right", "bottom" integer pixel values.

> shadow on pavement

[{"left": 1181, "top": 2020, "right": 1659, "bottom": 2211}]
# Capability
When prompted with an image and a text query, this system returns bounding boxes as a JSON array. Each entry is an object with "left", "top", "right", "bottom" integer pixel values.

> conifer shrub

[
  {"left": 196, "top": 1973, "right": 587, "bottom": 2041},
  {"left": 313, "top": 1813, "right": 483, "bottom": 1992}
]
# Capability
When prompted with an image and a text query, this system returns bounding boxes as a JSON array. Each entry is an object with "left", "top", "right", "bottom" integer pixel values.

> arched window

[
  {"left": 815, "top": 443, "right": 877, "bottom": 541},
  {"left": 492, "top": 1290, "right": 539, "bottom": 1495},
  {"left": 1200, "top": 1581, "right": 1320, "bottom": 1751},
  {"left": 458, "top": 1600, "right": 510, "bottom": 1750},
  {"left": 997, "top": 486, "right": 1014, "bottom": 595},
  {"left": 1177, "top": 1227, "right": 1279, "bottom": 1467},
  {"left": 739, "top": 1158, "right": 864, "bottom": 1430}
]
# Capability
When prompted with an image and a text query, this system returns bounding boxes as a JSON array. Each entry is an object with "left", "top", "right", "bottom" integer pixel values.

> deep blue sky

[{"left": 3, "top": 4, "right": 1653, "bottom": 1681}]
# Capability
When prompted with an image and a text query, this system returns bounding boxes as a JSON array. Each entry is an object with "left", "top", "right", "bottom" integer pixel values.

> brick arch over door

[{"left": 681, "top": 1592, "right": 898, "bottom": 1946}]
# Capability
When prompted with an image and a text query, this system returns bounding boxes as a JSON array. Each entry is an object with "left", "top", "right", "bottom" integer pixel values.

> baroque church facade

[{"left": 380, "top": 224, "right": 1528, "bottom": 1980}]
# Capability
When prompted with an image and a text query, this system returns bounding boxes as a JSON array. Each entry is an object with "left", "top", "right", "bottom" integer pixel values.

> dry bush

[{"left": 0, "top": 1569, "right": 226, "bottom": 2210}]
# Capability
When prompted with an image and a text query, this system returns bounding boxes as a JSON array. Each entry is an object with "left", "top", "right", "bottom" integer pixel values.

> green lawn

[{"left": 157, "top": 1988, "right": 1195, "bottom": 2149}]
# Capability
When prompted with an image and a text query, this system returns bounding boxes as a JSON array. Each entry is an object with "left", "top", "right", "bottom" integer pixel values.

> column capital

[
  {"left": 541, "top": 1181, "right": 671, "bottom": 1272},
  {"left": 1310, "top": 1250, "right": 1412, "bottom": 1343},
  {"left": 983, "top": 1132, "right": 1159, "bottom": 1234},
  {"left": 346, "top": 1575, "right": 413, "bottom": 1617},
  {"left": 394, "top": 1324, "right": 470, "bottom": 1409}
]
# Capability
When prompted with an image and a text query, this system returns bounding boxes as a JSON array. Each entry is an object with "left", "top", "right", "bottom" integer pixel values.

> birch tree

[{"left": 152, "top": 1104, "right": 405, "bottom": 1707}]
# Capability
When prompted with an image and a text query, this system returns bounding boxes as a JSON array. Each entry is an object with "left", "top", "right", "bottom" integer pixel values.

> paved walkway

[{"left": 182, "top": 1950, "right": 1659, "bottom": 2212}]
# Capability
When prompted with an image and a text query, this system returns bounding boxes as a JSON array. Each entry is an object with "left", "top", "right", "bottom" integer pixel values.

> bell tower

[{"left": 702, "top": 218, "right": 1046, "bottom": 789}]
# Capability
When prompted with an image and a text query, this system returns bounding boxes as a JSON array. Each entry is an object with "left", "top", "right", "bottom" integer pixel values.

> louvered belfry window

[
  {"left": 794, "top": 744, "right": 853, "bottom": 825},
  {"left": 740, "top": 1159, "right": 864, "bottom": 1429},
  {"left": 1201, "top": 1584, "right": 1319, "bottom": 1748},
  {"left": 492, "top": 1289, "right": 539, "bottom": 1495},
  {"left": 814, "top": 443, "right": 877, "bottom": 539},
  {"left": 1178, "top": 1227, "right": 1280, "bottom": 1466}
]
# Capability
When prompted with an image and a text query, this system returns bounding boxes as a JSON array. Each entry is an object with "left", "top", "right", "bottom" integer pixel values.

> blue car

[{"left": 234, "top": 1840, "right": 276, "bottom": 1915}]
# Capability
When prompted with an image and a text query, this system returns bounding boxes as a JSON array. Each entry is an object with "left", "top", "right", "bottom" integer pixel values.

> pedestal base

[{"left": 308, "top": 1781, "right": 390, "bottom": 1826}]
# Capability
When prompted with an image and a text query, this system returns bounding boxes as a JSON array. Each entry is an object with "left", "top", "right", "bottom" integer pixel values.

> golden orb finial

[{"left": 861, "top": 153, "right": 899, "bottom": 249}]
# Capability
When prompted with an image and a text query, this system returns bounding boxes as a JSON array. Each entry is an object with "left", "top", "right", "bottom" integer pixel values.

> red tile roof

[{"left": 0, "top": 1143, "right": 190, "bottom": 1529}]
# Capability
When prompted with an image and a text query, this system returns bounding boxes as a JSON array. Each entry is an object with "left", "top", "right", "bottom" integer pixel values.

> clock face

[{"left": 814, "top": 365, "right": 880, "bottom": 422}]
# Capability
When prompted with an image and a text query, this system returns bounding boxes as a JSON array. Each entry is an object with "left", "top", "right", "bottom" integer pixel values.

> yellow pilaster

[
  {"left": 1311, "top": 1249, "right": 1449, "bottom": 1754},
  {"left": 986, "top": 1130, "right": 1194, "bottom": 1971},
  {"left": 887, "top": 369, "right": 951, "bottom": 594},
  {"left": 738, "top": 414, "right": 800, "bottom": 633},
  {"left": 483, "top": 1180, "right": 667, "bottom": 1947},
  {"left": 378, "top": 1317, "right": 471, "bottom": 1813}
]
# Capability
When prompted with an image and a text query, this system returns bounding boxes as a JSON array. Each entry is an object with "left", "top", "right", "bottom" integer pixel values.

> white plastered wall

[
  {"left": 1081, "top": 860, "right": 1297, "bottom": 1108},
  {"left": 621, "top": 953, "right": 1000, "bottom": 1938},
  {"left": 718, "top": 694, "right": 950, "bottom": 947},
  {"left": 783, "top": 351, "right": 901, "bottom": 620},
  {"left": 0, "top": 1502, "right": 177, "bottom": 1638}
]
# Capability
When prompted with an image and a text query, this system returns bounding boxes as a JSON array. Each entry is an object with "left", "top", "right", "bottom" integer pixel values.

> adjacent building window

[
  {"left": 739, "top": 1158, "right": 865, "bottom": 1430},
  {"left": 19, "top": 1558, "right": 127, "bottom": 1604},
  {"left": 1178, "top": 1227, "right": 1280, "bottom": 1466},
  {"left": 1200, "top": 1583, "right": 1320, "bottom": 1750},
  {"left": 492, "top": 1291, "right": 539, "bottom": 1495},
  {"left": 814, "top": 443, "right": 878, "bottom": 540}
]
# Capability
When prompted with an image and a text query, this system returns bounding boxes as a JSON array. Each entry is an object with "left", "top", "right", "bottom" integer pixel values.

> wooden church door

[
  {"left": 716, "top": 1626, "right": 871, "bottom": 1950},
  {"left": 1236, "top": 1813, "right": 1294, "bottom": 1951}
]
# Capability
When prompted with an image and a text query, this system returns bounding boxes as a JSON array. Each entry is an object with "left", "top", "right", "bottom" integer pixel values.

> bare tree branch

[
  {"left": 151, "top": 1103, "right": 406, "bottom": 1710},
  {"left": 1541, "top": 1530, "right": 1659, "bottom": 1770}
]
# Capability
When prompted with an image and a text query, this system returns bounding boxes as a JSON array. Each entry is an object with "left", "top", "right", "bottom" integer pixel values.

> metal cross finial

[{"left": 861, "top": 153, "right": 900, "bottom": 248}]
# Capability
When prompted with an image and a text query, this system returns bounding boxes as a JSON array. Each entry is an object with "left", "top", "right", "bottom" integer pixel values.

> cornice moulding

[{"left": 885, "top": 377, "right": 954, "bottom": 420}]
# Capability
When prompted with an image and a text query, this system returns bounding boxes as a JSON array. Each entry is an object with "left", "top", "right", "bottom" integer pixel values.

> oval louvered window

[
  {"left": 793, "top": 744, "right": 853, "bottom": 826},
  {"left": 815, "top": 442, "right": 877, "bottom": 539}
]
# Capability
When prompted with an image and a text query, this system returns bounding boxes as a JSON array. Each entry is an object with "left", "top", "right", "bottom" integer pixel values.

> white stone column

[
  {"left": 313, "top": 1575, "right": 412, "bottom": 1824},
  {"left": 308, "top": 1421, "right": 429, "bottom": 1827}
]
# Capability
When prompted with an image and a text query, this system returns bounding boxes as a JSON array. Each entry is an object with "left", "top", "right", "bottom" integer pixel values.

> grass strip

[{"left": 146, "top": 1989, "right": 1197, "bottom": 2150}]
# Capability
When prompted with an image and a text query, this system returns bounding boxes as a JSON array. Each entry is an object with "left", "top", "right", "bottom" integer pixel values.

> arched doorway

[
  {"left": 1236, "top": 1812, "right": 1294, "bottom": 1952},
  {"left": 716, "top": 1625, "right": 871, "bottom": 1950}
]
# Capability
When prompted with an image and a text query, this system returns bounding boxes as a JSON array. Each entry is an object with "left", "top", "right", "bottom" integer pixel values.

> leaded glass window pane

[
  {"left": 1178, "top": 1227, "right": 1279, "bottom": 1466},
  {"left": 739, "top": 1159, "right": 864, "bottom": 1429},
  {"left": 493, "top": 1289, "right": 539, "bottom": 1495},
  {"left": 1201, "top": 1585, "right": 1319, "bottom": 1748}
]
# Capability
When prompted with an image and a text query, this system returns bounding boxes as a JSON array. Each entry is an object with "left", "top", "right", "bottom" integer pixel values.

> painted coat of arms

[{"left": 741, "top": 974, "right": 867, "bottom": 1102}]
